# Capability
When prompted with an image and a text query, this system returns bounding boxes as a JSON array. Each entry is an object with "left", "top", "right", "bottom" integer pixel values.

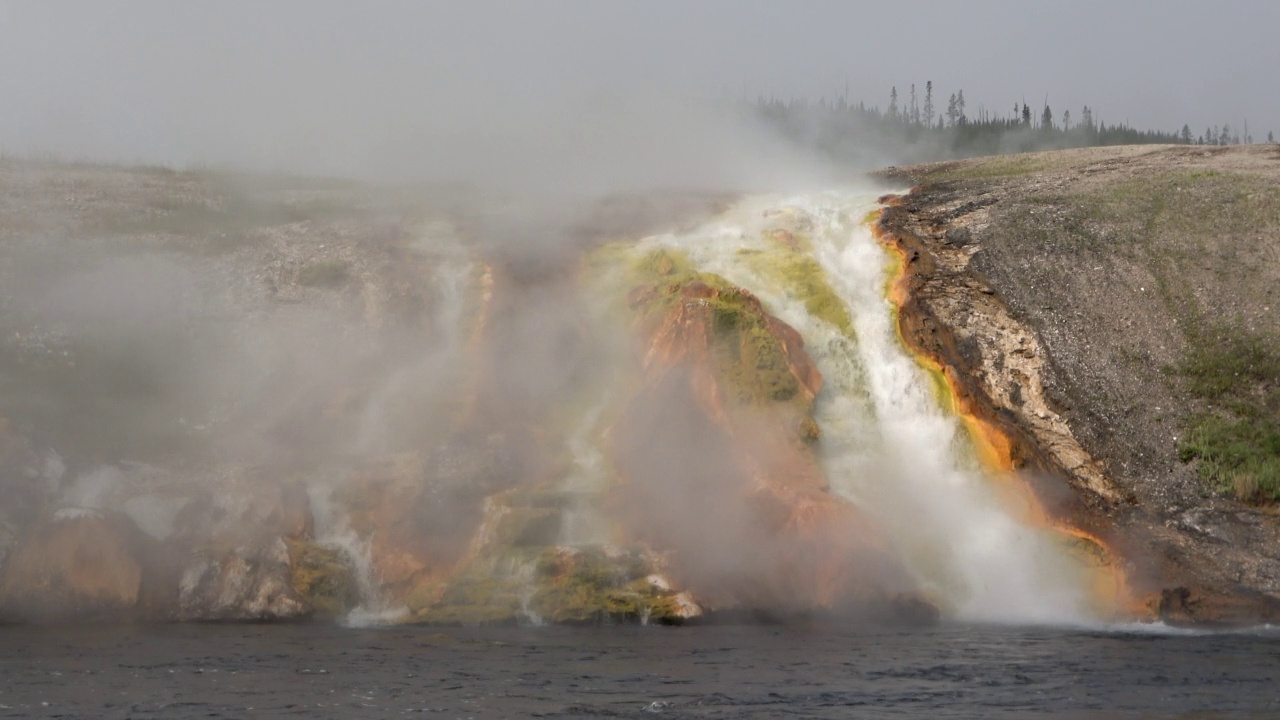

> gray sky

[{"left": 2, "top": 0, "right": 1277, "bottom": 184}]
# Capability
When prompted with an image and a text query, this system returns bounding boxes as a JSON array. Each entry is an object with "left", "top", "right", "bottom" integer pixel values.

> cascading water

[
  {"left": 354, "top": 223, "right": 480, "bottom": 455},
  {"left": 631, "top": 190, "right": 1100, "bottom": 624},
  {"left": 306, "top": 483, "right": 408, "bottom": 627},
  {"left": 557, "top": 396, "right": 613, "bottom": 548}
]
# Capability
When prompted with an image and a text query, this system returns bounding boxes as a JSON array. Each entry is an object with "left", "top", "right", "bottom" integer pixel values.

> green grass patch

[
  {"left": 1176, "top": 323, "right": 1280, "bottom": 501},
  {"left": 1180, "top": 416, "right": 1280, "bottom": 501}
]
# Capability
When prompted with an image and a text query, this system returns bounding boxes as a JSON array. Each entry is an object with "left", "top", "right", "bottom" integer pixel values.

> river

[{"left": 2, "top": 622, "right": 1277, "bottom": 718}]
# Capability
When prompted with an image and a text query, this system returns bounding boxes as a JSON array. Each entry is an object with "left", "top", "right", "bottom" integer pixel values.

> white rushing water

[
  {"left": 307, "top": 483, "right": 409, "bottom": 627},
  {"left": 632, "top": 190, "right": 1098, "bottom": 624}
]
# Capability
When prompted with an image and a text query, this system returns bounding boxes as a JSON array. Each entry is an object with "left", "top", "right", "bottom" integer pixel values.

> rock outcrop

[{"left": 607, "top": 248, "right": 932, "bottom": 620}]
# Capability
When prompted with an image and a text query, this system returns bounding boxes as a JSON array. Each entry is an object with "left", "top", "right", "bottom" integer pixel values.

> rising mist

[{"left": 0, "top": 2, "right": 1135, "bottom": 625}]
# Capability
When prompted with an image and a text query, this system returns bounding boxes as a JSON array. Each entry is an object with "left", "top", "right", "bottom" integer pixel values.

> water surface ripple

[{"left": 2, "top": 623, "right": 1277, "bottom": 718}]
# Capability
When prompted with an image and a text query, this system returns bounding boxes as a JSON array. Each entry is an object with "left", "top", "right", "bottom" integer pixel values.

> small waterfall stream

[{"left": 306, "top": 482, "right": 408, "bottom": 627}]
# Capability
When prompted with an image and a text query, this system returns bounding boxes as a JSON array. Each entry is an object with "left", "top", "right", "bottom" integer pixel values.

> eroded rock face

[
  {"left": 177, "top": 537, "right": 307, "bottom": 621},
  {"left": 0, "top": 509, "right": 173, "bottom": 622}
]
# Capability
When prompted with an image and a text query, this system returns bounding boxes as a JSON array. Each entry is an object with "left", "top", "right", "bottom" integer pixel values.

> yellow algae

[
  {"left": 737, "top": 245, "right": 855, "bottom": 338},
  {"left": 286, "top": 538, "right": 360, "bottom": 619}
]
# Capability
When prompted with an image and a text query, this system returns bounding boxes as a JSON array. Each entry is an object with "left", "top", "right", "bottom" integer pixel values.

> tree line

[{"left": 747, "top": 82, "right": 1274, "bottom": 166}]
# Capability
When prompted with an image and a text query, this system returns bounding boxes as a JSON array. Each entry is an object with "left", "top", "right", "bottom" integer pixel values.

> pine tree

[
  {"left": 947, "top": 93, "right": 958, "bottom": 127},
  {"left": 910, "top": 83, "right": 919, "bottom": 125},
  {"left": 1181, "top": 124, "right": 1192, "bottom": 144},
  {"left": 924, "top": 81, "right": 934, "bottom": 128},
  {"left": 1022, "top": 103, "right": 1032, "bottom": 125},
  {"left": 889, "top": 86, "right": 898, "bottom": 120},
  {"left": 1041, "top": 104, "right": 1053, "bottom": 130},
  {"left": 956, "top": 90, "right": 966, "bottom": 125},
  {"left": 1063, "top": 109, "right": 1071, "bottom": 131}
]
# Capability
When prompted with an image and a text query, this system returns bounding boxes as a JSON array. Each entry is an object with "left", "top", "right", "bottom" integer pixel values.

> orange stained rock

[
  {"left": 872, "top": 210, "right": 1140, "bottom": 619},
  {"left": 610, "top": 268, "right": 920, "bottom": 612},
  {"left": 768, "top": 228, "right": 801, "bottom": 250},
  {"left": 0, "top": 511, "right": 147, "bottom": 614}
]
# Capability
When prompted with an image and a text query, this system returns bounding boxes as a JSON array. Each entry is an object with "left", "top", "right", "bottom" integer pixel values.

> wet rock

[
  {"left": 178, "top": 538, "right": 307, "bottom": 620},
  {"left": 1177, "top": 508, "right": 1232, "bottom": 544},
  {"left": 413, "top": 543, "right": 697, "bottom": 626},
  {"left": 1156, "top": 584, "right": 1280, "bottom": 626},
  {"left": 170, "top": 476, "right": 317, "bottom": 621},
  {"left": 285, "top": 538, "right": 360, "bottom": 620}
]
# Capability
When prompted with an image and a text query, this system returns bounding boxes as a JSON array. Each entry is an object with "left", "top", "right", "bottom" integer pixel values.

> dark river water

[{"left": 1, "top": 621, "right": 1277, "bottom": 719}]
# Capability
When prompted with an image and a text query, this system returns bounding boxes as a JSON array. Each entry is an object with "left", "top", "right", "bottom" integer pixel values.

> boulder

[
  {"left": 177, "top": 538, "right": 307, "bottom": 620},
  {"left": 0, "top": 509, "right": 174, "bottom": 622}
]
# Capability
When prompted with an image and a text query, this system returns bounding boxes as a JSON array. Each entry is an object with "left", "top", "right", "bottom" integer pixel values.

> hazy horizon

[{"left": 2, "top": 0, "right": 1277, "bottom": 186}]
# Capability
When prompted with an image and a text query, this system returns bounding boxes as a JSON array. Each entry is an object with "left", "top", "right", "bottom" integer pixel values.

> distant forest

[{"left": 750, "top": 81, "right": 1275, "bottom": 165}]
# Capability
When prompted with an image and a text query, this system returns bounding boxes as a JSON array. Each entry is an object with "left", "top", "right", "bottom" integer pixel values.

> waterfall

[
  {"left": 632, "top": 190, "right": 1099, "bottom": 624},
  {"left": 557, "top": 395, "right": 613, "bottom": 548},
  {"left": 307, "top": 484, "right": 408, "bottom": 627}
]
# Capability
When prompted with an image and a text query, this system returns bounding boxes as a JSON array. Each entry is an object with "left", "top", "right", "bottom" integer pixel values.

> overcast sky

[{"left": 1, "top": 0, "right": 1276, "bottom": 184}]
